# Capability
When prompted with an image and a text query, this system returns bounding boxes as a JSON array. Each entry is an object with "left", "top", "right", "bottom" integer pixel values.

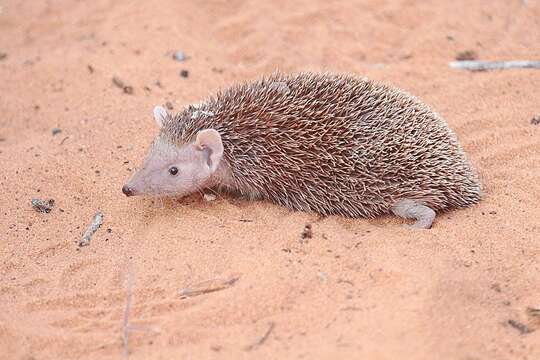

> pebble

[{"left": 173, "top": 50, "right": 186, "bottom": 62}]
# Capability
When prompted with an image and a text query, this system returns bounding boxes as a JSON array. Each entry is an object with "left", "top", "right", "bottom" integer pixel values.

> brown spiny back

[{"left": 161, "top": 72, "right": 480, "bottom": 217}]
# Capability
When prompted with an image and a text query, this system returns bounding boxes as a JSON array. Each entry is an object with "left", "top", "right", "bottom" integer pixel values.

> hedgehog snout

[{"left": 122, "top": 184, "right": 134, "bottom": 197}]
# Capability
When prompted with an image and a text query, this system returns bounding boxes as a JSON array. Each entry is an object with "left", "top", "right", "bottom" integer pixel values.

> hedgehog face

[{"left": 122, "top": 106, "right": 224, "bottom": 198}]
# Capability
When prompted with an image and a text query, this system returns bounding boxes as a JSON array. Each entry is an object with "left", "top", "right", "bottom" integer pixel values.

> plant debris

[
  {"left": 112, "top": 77, "right": 134, "bottom": 94},
  {"left": 449, "top": 60, "right": 540, "bottom": 71},
  {"left": 191, "top": 109, "right": 215, "bottom": 119},
  {"left": 79, "top": 211, "right": 104, "bottom": 247},
  {"left": 51, "top": 128, "right": 62, "bottom": 136},
  {"left": 31, "top": 198, "right": 55, "bottom": 213},
  {"left": 59, "top": 136, "right": 69, "bottom": 145},
  {"left": 269, "top": 81, "right": 291, "bottom": 95},
  {"left": 180, "top": 69, "right": 189, "bottom": 78},
  {"left": 179, "top": 273, "right": 240, "bottom": 299},
  {"left": 301, "top": 224, "right": 312, "bottom": 240},
  {"left": 507, "top": 319, "right": 533, "bottom": 334},
  {"left": 455, "top": 50, "right": 478, "bottom": 61},
  {"left": 244, "top": 322, "right": 275, "bottom": 351},
  {"left": 122, "top": 271, "right": 133, "bottom": 359}
]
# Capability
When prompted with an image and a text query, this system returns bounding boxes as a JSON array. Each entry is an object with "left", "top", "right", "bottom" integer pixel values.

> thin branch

[
  {"left": 244, "top": 322, "right": 275, "bottom": 351},
  {"left": 449, "top": 60, "right": 540, "bottom": 71},
  {"left": 79, "top": 212, "right": 103, "bottom": 247},
  {"left": 122, "top": 270, "right": 133, "bottom": 358},
  {"left": 179, "top": 274, "right": 240, "bottom": 299}
]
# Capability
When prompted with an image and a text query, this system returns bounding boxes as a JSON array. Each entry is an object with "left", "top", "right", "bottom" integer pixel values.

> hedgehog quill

[{"left": 122, "top": 72, "right": 480, "bottom": 228}]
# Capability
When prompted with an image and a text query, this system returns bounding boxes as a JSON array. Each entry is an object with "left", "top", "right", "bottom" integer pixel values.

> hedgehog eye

[{"left": 168, "top": 166, "right": 179, "bottom": 176}]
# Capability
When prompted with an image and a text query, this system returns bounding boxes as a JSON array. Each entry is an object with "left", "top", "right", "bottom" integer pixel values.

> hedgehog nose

[{"left": 122, "top": 184, "right": 134, "bottom": 197}]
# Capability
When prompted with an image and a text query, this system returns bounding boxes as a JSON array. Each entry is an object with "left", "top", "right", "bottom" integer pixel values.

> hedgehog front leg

[{"left": 391, "top": 199, "right": 436, "bottom": 229}]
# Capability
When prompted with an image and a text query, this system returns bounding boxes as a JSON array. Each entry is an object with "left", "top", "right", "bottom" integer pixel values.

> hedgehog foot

[{"left": 391, "top": 199, "right": 436, "bottom": 229}]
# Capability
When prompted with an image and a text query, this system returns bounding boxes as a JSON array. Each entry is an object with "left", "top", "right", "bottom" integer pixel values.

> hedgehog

[{"left": 122, "top": 72, "right": 480, "bottom": 228}]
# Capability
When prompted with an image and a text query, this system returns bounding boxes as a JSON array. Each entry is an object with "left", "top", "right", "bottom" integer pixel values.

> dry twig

[
  {"left": 449, "top": 60, "right": 540, "bottom": 71},
  {"left": 79, "top": 211, "right": 103, "bottom": 247},
  {"left": 122, "top": 271, "right": 133, "bottom": 358},
  {"left": 179, "top": 273, "right": 240, "bottom": 298},
  {"left": 244, "top": 322, "right": 275, "bottom": 351},
  {"left": 507, "top": 319, "right": 533, "bottom": 334}
]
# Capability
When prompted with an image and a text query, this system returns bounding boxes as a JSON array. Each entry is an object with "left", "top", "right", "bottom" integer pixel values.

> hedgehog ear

[
  {"left": 194, "top": 129, "right": 223, "bottom": 172},
  {"left": 153, "top": 106, "right": 168, "bottom": 128}
]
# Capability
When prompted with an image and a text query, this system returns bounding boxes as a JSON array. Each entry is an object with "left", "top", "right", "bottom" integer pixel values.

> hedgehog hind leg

[{"left": 391, "top": 199, "right": 436, "bottom": 229}]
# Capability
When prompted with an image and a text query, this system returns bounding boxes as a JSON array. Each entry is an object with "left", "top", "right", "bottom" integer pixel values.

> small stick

[
  {"left": 79, "top": 211, "right": 103, "bottom": 247},
  {"left": 179, "top": 273, "right": 240, "bottom": 299},
  {"left": 449, "top": 60, "right": 540, "bottom": 71},
  {"left": 244, "top": 322, "right": 275, "bottom": 351},
  {"left": 507, "top": 319, "right": 532, "bottom": 334},
  {"left": 123, "top": 271, "right": 133, "bottom": 358},
  {"left": 59, "top": 136, "right": 69, "bottom": 145}
]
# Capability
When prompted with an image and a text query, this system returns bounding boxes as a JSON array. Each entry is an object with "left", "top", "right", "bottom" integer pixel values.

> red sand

[{"left": 1, "top": 1, "right": 539, "bottom": 359}]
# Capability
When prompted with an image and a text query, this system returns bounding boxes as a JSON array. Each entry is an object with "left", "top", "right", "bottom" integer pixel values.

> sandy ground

[{"left": 1, "top": 0, "right": 540, "bottom": 359}]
